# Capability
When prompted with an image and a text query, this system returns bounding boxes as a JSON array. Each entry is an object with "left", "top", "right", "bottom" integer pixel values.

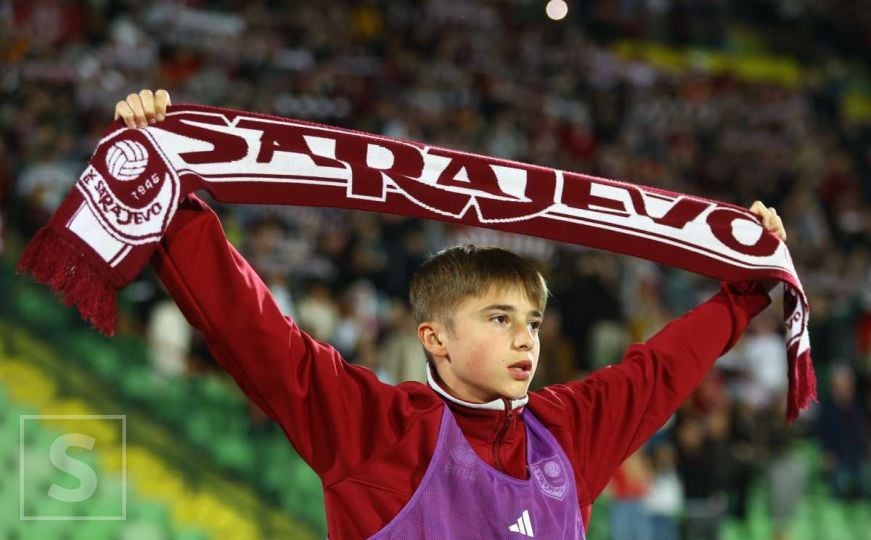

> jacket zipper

[{"left": 492, "top": 398, "right": 514, "bottom": 472}]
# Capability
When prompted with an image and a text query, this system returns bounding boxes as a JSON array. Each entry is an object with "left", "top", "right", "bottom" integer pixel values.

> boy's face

[{"left": 426, "top": 285, "right": 543, "bottom": 403}]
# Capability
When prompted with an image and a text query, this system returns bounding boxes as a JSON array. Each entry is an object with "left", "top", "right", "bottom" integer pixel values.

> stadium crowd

[{"left": 2, "top": 1, "right": 869, "bottom": 539}]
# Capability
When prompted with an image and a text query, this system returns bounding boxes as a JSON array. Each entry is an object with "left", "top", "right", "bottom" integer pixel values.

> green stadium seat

[
  {"left": 67, "top": 334, "right": 106, "bottom": 369},
  {"left": 173, "top": 527, "right": 210, "bottom": 540},
  {"left": 115, "top": 335, "right": 150, "bottom": 367},
  {"left": 272, "top": 457, "right": 324, "bottom": 528},
  {"left": 260, "top": 440, "right": 297, "bottom": 494},
  {"left": 183, "top": 412, "right": 215, "bottom": 449},
  {"left": 85, "top": 483, "right": 126, "bottom": 519},
  {"left": 69, "top": 519, "right": 124, "bottom": 540},
  {"left": 121, "top": 364, "right": 159, "bottom": 401},
  {"left": 212, "top": 431, "right": 255, "bottom": 476},
  {"left": 14, "top": 519, "right": 72, "bottom": 540},
  {"left": 16, "top": 286, "right": 69, "bottom": 330},
  {"left": 116, "top": 520, "right": 170, "bottom": 540},
  {"left": 92, "top": 347, "right": 124, "bottom": 382},
  {"left": 0, "top": 481, "right": 19, "bottom": 525},
  {"left": 28, "top": 496, "right": 79, "bottom": 521},
  {"left": 130, "top": 499, "right": 171, "bottom": 530},
  {"left": 0, "top": 416, "right": 18, "bottom": 460},
  {"left": 199, "top": 375, "right": 246, "bottom": 416}
]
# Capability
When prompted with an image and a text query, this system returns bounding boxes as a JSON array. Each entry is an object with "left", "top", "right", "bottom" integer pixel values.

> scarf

[{"left": 16, "top": 104, "right": 815, "bottom": 420}]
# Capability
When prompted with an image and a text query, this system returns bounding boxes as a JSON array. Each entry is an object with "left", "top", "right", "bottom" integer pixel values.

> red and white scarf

[{"left": 17, "top": 105, "right": 815, "bottom": 419}]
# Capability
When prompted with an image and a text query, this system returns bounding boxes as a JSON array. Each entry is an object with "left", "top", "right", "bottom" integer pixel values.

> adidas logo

[{"left": 508, "top": 509, "right": 534, "bottom": 537}]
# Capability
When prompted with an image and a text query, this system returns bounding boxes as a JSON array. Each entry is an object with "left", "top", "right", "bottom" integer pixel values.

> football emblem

[{"left": 105, "top": 140, "right": 149, "bottom": 181}]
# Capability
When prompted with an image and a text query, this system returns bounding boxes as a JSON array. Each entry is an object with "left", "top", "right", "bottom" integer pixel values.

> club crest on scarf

[{"left": 76, "top": 129, "right": 180, "bottom": 245}]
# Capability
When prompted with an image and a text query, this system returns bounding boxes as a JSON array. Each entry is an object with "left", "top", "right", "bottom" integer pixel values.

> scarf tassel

[
  {"left": 16, "top": 227, "right": 117, "bottom": 336},
  {"left": 787, "top": 348, "right": 817, "bottom": 422}
]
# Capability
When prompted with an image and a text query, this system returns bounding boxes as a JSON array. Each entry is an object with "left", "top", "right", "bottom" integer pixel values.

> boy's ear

[{"left": 418, "top": 321, "right": 448, "bottom": 359}]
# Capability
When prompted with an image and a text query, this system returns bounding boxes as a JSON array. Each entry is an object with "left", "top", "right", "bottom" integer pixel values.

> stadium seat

[
  {"left": 0, "top": 414, "right": 17, "bottom": 460},
  {"left": 15, "top": 283, "right": 69, "bottom": 330},
  {"left": 0, "top": 481, "right": 18, "bottom": 523},
  {"left": 69, "top": 520, "right": 124, "bottom": 540},
  {"left": 115, "top": 520, "right": 170, "bottom": 540},
  {"left": 90, "top": 345, "right": 124, "bottom": 382},
  {"left": 173, "top": 528, "right": 211, "bottom": 540},
  {"left": 212, "top": 431, "right": 255, "bottom": 476},
  {"left": 183, "top": 410, "right": 216, "bottom": 449},
  {"left": 130, "top": 499, "right": 171, "bottom": 530},
  {"left": 148, "top": 377, "right": 188, "bottom": 421},
  {"left": 120, "top": 363, "right": 159, "bottom": 401}
]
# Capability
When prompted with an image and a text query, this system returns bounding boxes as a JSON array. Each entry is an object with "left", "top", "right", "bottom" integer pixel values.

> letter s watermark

[
  {"left": 20, "top": 414, "right": 126, "bottom": 520},
  {"left": 47, "top": 433, "right": 98, "bottom": 503}
]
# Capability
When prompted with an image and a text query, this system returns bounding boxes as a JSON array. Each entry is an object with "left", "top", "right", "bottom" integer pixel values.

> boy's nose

[{"left": 513, "top": 325, "right": 535, "bottom": 350}]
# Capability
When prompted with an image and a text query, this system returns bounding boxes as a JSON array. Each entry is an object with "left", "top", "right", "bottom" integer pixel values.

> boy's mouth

[{"left": 508, "top": 360, "right": 532, "bottom": 380}]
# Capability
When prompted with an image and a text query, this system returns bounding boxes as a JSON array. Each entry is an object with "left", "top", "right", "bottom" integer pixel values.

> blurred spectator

[
  {"left": 296, "top": 280, "right": 339, "bottom": 343},
  {"left": 146, "top": 299, "right": 192, "bottom": 379},
  {"left": 332, "top": 288, "right": 365, "bottom": 359},
  {"left": 737, "top": 310, "right": 788, "bottom": 407},
  {"left": 818, "top": 365, "right": 871, "bottom": 500},
  {"left": 643, "top": 441, "right": 683, "bottom": 540},
  {"left": 0, "top": 139, "right": 9, "bottom": 255},
  {"left": 766, "top": 392, "right": 809, "bottom": 540},
  {"left": 532, "top": 309, "right": 576, "bottom": 387},
  {"left": 609, "top": 448, "right": 653, "bottom": 540},
  {"left": 622, "top": 260, "right": 671, "bottom": 342},
  {"left": 378, "top": 301, "right": 427, "bottom": 384},
  {"left": 726, "top": 395, "right": 767, "bottom": 523},
  {"left": 557, "top": 251, "right": 624, "bottom": 372},
  {"left": 676, "top": 410, "right": 730, "bottom": 540},
  {"left": 354, "top": 335, "right": 393, "bottom": 384}
]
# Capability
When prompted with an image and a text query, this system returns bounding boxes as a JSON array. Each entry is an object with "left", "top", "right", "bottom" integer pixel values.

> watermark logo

[{"left": 19, "top": 415, "right": 126, "bottom": 520}]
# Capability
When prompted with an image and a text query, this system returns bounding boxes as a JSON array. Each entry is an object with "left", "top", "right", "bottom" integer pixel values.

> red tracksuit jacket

[{"left": 151, "top": 196, "right": 771, "bottom": 539}]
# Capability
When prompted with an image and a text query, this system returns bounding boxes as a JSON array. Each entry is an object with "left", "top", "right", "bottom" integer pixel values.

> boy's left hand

[
  {"left": 748, "top": 200, "right": 787, "bottom": 292},
  {"left": 748, "top": 200, "right": 787, "bottom": 243}
]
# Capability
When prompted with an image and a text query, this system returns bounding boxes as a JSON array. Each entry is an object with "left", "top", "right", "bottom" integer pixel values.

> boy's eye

[
  {"left": 529, "top": 320, "right": 542, "bottom": 331},
  {"left": 492, "top": 315, "right": 509, "bottom": 325}
]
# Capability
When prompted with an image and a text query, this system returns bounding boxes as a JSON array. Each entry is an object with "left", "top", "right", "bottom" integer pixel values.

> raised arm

[
  {"left": 150, "top": 194, "right": 429, "bottom": 483},
  {"left": 533, "top": 201, "right": 785, "bottom": 505},
  {"left": 535, "top": 281, "right": 770, "bottom": 504},
  {"left": 118, "top": 91, "right": 427, "bottom": 482}
]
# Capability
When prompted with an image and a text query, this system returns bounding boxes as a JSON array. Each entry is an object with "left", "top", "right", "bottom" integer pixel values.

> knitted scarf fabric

[{"left": 17, "top": 105, "right": 815, "bottom": 420}]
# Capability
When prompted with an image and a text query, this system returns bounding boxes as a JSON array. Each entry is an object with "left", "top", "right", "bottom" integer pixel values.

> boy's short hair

[{"left": 409, "top": 244, "right": 549, "bottom": 330}]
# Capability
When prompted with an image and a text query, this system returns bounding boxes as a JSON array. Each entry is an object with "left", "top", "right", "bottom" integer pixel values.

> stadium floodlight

[{"left": 545, "top": 0, "right": 568, "bottom": 21}]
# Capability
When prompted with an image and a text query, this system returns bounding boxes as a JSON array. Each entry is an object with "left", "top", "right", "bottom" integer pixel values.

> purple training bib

[{"left": 370, "top": 404, "right": 585, "bottom": 539}]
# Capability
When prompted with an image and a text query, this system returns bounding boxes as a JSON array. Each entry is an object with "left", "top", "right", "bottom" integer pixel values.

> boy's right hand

[{"left": 114, "top": 89, "right": 172, "bottom": 129}]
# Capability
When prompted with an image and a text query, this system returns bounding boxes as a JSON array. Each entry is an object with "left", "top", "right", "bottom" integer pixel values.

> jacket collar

[{"left": 426, "top": 363, "right": 528, "bottom": 411}]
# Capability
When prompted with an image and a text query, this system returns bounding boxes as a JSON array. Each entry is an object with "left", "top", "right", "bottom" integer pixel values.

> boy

[{"left": 117, "top": 90, "right": 785, "bottom": 538}]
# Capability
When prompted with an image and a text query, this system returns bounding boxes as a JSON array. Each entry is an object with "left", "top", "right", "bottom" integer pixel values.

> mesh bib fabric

[{"left": 370, "top": 405, "right": 585, "bottom": 539}]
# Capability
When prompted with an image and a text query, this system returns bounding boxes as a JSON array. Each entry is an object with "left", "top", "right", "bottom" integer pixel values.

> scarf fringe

[
  {"left": 787, "top": 349, "right": 818, "bottom": 423},
  {"left": 16, "top": 227, "right": 117, "bottom": 336}
]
